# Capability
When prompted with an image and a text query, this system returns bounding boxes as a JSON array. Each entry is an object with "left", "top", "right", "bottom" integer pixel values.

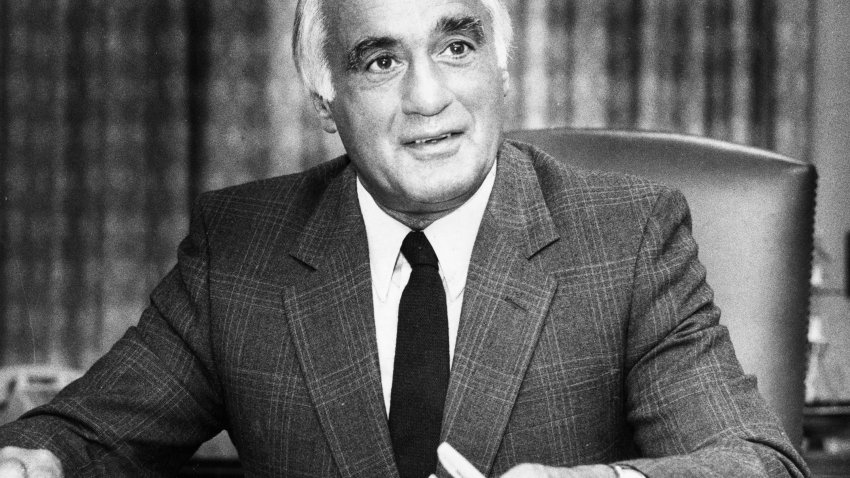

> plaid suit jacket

[{"left": 0, "top": 140, "right": 807, "bottom": 477}]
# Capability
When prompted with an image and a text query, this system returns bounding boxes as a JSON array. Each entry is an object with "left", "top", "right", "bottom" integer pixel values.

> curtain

[
  {"left": 1, "top": 0, "right": 189, "bottom": 367},
  {"left": 0, "top": 0, "right": 813, "bottom": 369},
  {"left": 503, "top": 0, "right": 812, "bottom": 161}
]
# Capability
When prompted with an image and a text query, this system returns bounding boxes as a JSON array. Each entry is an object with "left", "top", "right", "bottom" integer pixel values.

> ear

[
  {"left": 311, "top": 93, "right": 338, "bottom": 134},
  {"left": 501, "top": 68, "right": 511, "bottom": 97}
]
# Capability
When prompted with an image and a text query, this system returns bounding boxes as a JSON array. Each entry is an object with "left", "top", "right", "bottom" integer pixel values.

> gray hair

[{"left": 292, "top": 0, "right": 513, "bottom": 101}]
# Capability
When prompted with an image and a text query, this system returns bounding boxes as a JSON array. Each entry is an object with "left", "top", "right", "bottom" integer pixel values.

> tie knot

[{"left": 400, "top": 231, "right": 438, "bottom": 268}]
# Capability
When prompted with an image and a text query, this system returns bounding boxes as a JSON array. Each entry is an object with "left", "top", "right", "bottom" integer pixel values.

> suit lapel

[
  {"left": 278, "top": 142, "right": 561, "bottom": 477},
  {"left": 282, "top": 164, "right": 397, "bottom": 478},
  {"left": 441, "top": 142, "right": 560, "bottom": 477}
]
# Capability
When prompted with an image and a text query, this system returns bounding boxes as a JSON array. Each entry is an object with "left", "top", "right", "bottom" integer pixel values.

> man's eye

[
  {"left": 444, "top": 41, "right": 472, "bottom": 57},
  {"left": 367, "top": 56, "right": 397, "bottom": 72}
]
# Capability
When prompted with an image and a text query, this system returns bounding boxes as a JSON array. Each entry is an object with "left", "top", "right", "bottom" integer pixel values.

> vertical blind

[{"left": 0, "top": 0, "right": 813, "bottom": 369}]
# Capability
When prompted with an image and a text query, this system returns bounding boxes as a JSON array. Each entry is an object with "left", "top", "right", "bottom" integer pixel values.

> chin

[{"left": 406, "top": 178, "right": 479, "bottom": 209}]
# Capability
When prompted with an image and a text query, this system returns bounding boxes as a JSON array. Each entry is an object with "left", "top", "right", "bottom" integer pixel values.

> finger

[
  {"left": 25, "top": 463, "right": 61, "bottom": 478},
  {"left": 0, "top": 448, "right": 62, "bottom": 478},
  {"left": 0, "top": 458, "right": 27, "bottom": 478},
  {"left": 18, "top": 451, "right": 61, "bottom": 478}
]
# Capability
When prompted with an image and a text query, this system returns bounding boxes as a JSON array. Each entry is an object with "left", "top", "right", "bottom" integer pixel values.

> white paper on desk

[{"left": 437, "top": 442, "right": 485, "bottom": 478}]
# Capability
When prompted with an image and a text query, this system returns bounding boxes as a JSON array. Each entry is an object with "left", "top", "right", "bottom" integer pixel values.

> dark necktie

[{"left": 388, "top": 231, "right": 450, "bottom": 478}]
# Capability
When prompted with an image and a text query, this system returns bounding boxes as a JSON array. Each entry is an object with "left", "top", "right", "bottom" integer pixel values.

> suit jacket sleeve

[
  {"left": 618, "top": 187, "right": 809, "bottom": 477},
  {"left": 0, "top": 196, "right": 225, "bottom": 476}
]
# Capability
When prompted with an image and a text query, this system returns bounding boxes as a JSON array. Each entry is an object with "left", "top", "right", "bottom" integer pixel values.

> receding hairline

[{"left": 293, "top": 0, "right": 512, "bottom": 99}]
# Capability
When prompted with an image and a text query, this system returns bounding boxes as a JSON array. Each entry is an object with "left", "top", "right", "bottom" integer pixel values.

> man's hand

[
  {"left": 0, "top": 447, "right": 62, "bottom": 478},
  {"left": 499, "top": 463, "right": 616, "bottom": 478}
]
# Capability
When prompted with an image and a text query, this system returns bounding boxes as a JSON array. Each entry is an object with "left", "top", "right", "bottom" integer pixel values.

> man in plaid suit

[{"left": 0, "top": 0, "right": 809, "bottom": 476}]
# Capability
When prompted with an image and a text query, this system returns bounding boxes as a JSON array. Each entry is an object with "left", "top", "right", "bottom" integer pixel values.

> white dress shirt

[{"left": 356, "top": 163, "right": 497, "bottom": 415}]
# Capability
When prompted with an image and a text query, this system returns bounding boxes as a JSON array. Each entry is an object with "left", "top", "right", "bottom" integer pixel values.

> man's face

[{"left": 317, "top": 0, "right": 509, "bottom": 222}]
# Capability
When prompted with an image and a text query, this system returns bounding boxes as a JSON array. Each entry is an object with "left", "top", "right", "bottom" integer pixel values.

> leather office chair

[{"left": 505, "top": 128, "right": 817, "bottom": 448}]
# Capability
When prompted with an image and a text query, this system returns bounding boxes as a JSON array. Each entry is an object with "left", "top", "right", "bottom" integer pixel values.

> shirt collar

[{"left": 357, "top": 161, "right": 497, "bottom": 302}]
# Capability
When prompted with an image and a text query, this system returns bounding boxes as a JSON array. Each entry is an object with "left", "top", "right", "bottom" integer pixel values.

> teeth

[{"left": 414, "top": 133, "right": 451, "bottom": 145}]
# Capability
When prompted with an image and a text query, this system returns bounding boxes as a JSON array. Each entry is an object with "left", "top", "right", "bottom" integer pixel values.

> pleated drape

[
  {"left": 0, "top": 0, "right": 813, "bottom": 369},
  {"left": 1, "top": 0, "right": 189, "bottom": 367},
  {"left": 503, "top": 0, "right": 812, "bottom": 161}
]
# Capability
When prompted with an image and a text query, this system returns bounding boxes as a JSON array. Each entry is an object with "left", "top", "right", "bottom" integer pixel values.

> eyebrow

[
  {"left": 344, "top": 15, "right": 487, "bottom": 72},
  {"left": 346, "top": 37, "right": 399, "bottom": 71},
  {"left": 434, "top": 15, "right": 486, "bottom": 45}
]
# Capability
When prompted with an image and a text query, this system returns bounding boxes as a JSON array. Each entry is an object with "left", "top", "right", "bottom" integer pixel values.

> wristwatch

[{"left": 610, "top": 464, "right": 646, "bottom": 477}]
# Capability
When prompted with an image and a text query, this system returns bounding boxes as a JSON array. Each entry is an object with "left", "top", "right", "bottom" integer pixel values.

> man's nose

[{"left": 401, "top": 58, "right": 453, "bottom": 116}]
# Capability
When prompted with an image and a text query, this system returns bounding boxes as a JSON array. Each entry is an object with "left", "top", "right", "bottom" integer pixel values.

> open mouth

[{"left": 406, "top": 132, "right": 461, "bottom": 146}]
